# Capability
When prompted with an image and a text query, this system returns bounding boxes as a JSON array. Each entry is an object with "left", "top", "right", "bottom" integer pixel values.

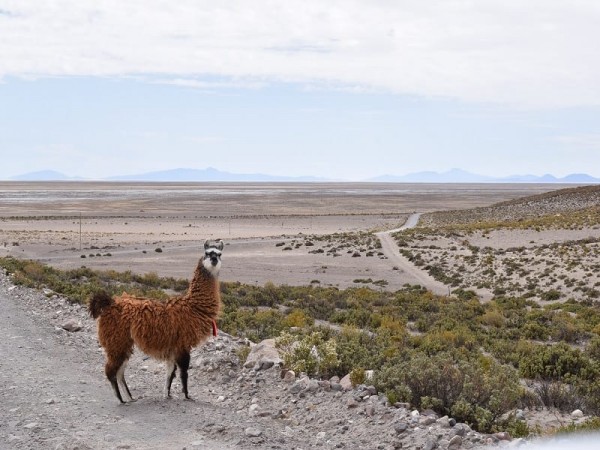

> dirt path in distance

[{"left": 376, "top": 214, "right": 493, "bottom": 300}]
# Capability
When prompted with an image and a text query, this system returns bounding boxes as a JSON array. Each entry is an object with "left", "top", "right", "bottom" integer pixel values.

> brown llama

[{"left": 88, "top": 239, "right": 224, "bottom": 403}]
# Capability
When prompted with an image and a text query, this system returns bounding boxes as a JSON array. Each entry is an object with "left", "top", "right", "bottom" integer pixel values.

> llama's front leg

[
  {"left": 176, "top": 351, "right": 191, "bottom": 400},
  {"left": 164, "top": 361, "right": 177, "bottom": 398}
]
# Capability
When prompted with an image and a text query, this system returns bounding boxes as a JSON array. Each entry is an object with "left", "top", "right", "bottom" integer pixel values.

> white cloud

[
  {"left": 0, "top": 1, "right": 599, "bottom": 107},
  {"left": 152, "top": 78, "right": 266, "bottom": 91}
]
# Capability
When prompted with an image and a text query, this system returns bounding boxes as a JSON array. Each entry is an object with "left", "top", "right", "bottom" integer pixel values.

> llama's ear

[
  {"left": 217, "top": 240, "right": 224, "bottom": 251},
  {"left": 204, "top": 240, "right": 210, "bottom": 250}
]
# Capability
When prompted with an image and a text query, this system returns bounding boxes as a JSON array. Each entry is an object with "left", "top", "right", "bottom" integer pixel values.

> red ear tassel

[{"left": 212, "top": 319, "right": 218, "bottom": 337}]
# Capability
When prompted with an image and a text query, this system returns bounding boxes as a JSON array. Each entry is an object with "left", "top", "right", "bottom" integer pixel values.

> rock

[
  {"left": 448, "top": 434, "right": 462, "bottom": 449},
  {"left": 243, "top": 339, "right": 282, "bottom": 369},
  {"left": 515, "top": 409, "right": 525, "bottom": 421},
  {"left": 394, "top": 421, "right": 409, "bottom": 434},
  {"left": 347, "top": 398, "right": 359, "bottom": 408},
  {"left": 330, "top": 376, "right": 340, "bottom": 383},
  {"left": 61, "top": 318, "right": 82, "bottom": 332},
  {"left": 331, "top": 382, "right": 343, "bottom": 391},
  {"left": 290, "top": 378, "right": 307, "bottom": 394},
  {"left": 258, "top": 359, "right": 274, "bottom": 370},
  {"left": 282, "top": 370, "right": 296, "bottom": 383},
  {"left": 365, "top": 385, "right": 377, "bottom": 396},
  {"left": 318, "top": 380, "right": 331, "bottom": 391},
  {"left": 453, "top": 423, "right": 469, "bottom": 437},
  {"left": 495, "top": 431, "right": 511, "bottom": 441},
  {"left": 448, "top": 418, "right": 456, "bottom": 427},
  {"left": 420, "top": 416, "right": 436, "bottom": 426},
  {"left": 571, "top": 409, "right": 584, "bottom": 418},
  {"left": 437, "top": 416, "right": 451, "bottom": 428},
  {"left": 423, "top": 438, "right": 437, "bottom": 450},
  {"left": 305, "top": 379, "right": 320, "bottom": 393},
  {"left": 244, "top": 427, "right": 262, "bottom": 437},
  {"left": 394, "top": 402, "right": 410, "bottom": 409},
  {"left": 410, "top": 410, "right": 420, "bottom": 418},
  {"left": 340, "top": 374, "right": 352, "bottom": 391},
  {"left": 421, "top": 409, "right": 438, "bottom": 417},
  {"left": 365, "top": 404, "right": 375, "bottom": 417},
  {"left": 23, "top": 422, "right": 38, "bottom": 430}
]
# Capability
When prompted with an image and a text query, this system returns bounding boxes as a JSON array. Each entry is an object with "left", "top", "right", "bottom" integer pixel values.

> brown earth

[{"left": 0, "top": 182, "right": 573, "bottom": 291}]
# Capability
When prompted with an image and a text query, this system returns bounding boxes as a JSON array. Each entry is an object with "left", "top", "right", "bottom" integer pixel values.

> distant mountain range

[
  {"left": 9, "top": 170, "right": 85, "bottom": 181},
  {"left": 368, "top": 168, "right": 600, "bottom": 184},
  {"left": 6, "top": 167, "right": 600, "bottom": 183}
]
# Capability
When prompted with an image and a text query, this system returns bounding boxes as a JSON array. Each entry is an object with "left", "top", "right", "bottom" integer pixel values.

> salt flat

[{"left": 0, "top": 182, "right": 567, "bottom": 289}]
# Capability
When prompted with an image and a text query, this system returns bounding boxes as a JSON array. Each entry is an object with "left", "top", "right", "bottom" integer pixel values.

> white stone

[
  {"left": 571, "top": 409, "right": 584, "bottom": 418},
  {"left": 245, "top": 427, "right": 262, "bottom": 437}
]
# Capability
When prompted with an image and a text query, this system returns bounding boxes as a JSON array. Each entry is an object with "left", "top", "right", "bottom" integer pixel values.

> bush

[
  {"left": 276, "top": 331, "right": 339, "bottom": 378},
  {"left": 541, "top": 289, "right": 561, "bottom": 301},
  {"left": 373, "top": 352, "right": 521, "bottom": 432},
  {"left": 533, "top": 379, "right": 582, "bottom": 411},
  {"left": 349, "top": 367, "right": 366, "bottom": 387},
  {"left": 519, "top": 343, "right": 596, "bottom": 381}
]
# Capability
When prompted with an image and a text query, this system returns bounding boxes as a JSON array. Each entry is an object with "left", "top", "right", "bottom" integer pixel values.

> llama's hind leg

[
  {"left": 105, "top": 357, "right": 127, "bottom": 404},
  {"left": 164, "top": 361, "right": 177, "bottom": 399},
  {"left": 117, "top": 360, "right": 135, "bottom": 402},
  {"left": 176, "top": 351, "right": 191, "bottom": 400}
]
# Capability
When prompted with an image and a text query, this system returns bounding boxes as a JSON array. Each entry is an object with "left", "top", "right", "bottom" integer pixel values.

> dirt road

[
  {"left": 375, "top": 214, "right": 450, "bottom": 296},
  {"left": 376, "top": 214, "right": 493, "bottom": 300}
]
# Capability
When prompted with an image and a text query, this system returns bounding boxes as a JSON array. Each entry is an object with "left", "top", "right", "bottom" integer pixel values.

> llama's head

[{"left": 202, "top": 239, "right": 224, "bottom": 276}]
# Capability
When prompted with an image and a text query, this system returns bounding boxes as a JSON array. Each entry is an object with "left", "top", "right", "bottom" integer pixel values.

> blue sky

[{"left": 1, "top": 1, "right": 599, "bottom": 180}]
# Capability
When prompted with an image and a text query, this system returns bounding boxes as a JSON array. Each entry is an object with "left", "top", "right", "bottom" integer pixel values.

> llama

[{"left": 88, "top": 239, "right": 224, "bottom": 403}]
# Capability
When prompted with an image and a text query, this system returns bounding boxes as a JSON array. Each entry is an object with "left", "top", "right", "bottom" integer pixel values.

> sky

[{"left": 1, "top": 0, "right": 599, "bottom": 181}]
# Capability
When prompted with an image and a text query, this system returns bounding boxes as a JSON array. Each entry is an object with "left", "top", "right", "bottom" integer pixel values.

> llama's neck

[{"left": 186, "top": 263, "right": 221, "bottom": 314}]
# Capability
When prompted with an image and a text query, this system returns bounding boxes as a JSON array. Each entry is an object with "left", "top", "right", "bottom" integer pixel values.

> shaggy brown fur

[{"left": 89, "top": 240, "right": 223, "bottom": 403}]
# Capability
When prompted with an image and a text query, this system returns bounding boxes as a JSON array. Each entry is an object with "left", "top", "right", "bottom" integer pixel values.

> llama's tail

[{"left": 88, "top": 291, "right": 114, "bottom": 319}]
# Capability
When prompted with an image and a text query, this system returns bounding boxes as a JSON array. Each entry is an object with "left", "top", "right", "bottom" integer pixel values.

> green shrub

[
  {"left": 349, "top": 367, "right": 366, "bottom": 387},
  {"left": 519, "top": 343, "right": 596, "bottom": 380},
  {"left": 276, "top": 331, "right": 339, "bottom": 378},
  {"left": 373, "top": 352, "right": 520, "bottom": 432}
]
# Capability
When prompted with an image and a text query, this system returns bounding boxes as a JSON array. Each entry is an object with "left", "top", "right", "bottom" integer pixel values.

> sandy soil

[
  {"left": 396, "top": 226, "right": 600, "bottom": 302},
  {"left": 0, "top": 182, "right": 567, "bottom": 291}
]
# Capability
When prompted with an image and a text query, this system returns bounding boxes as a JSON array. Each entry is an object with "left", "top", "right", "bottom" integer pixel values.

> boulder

[
  {"left": 340, "top": 374, "right": 352, "bottom": 391},
  {"left": 243, "top": 339, "right": 282, "bottom": 369}
]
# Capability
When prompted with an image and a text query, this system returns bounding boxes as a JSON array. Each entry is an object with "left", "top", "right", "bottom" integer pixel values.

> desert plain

[{"left": 0, "top": 181, "right": 582, "bottom": 294}]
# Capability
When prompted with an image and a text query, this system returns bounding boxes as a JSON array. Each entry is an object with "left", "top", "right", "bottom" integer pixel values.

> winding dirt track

[
  {"left": 375, "top": 214, "right": 450, "bottom": 296},
  {"left": 376, "top": 213, "right": 493, "bottom": 300}
]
